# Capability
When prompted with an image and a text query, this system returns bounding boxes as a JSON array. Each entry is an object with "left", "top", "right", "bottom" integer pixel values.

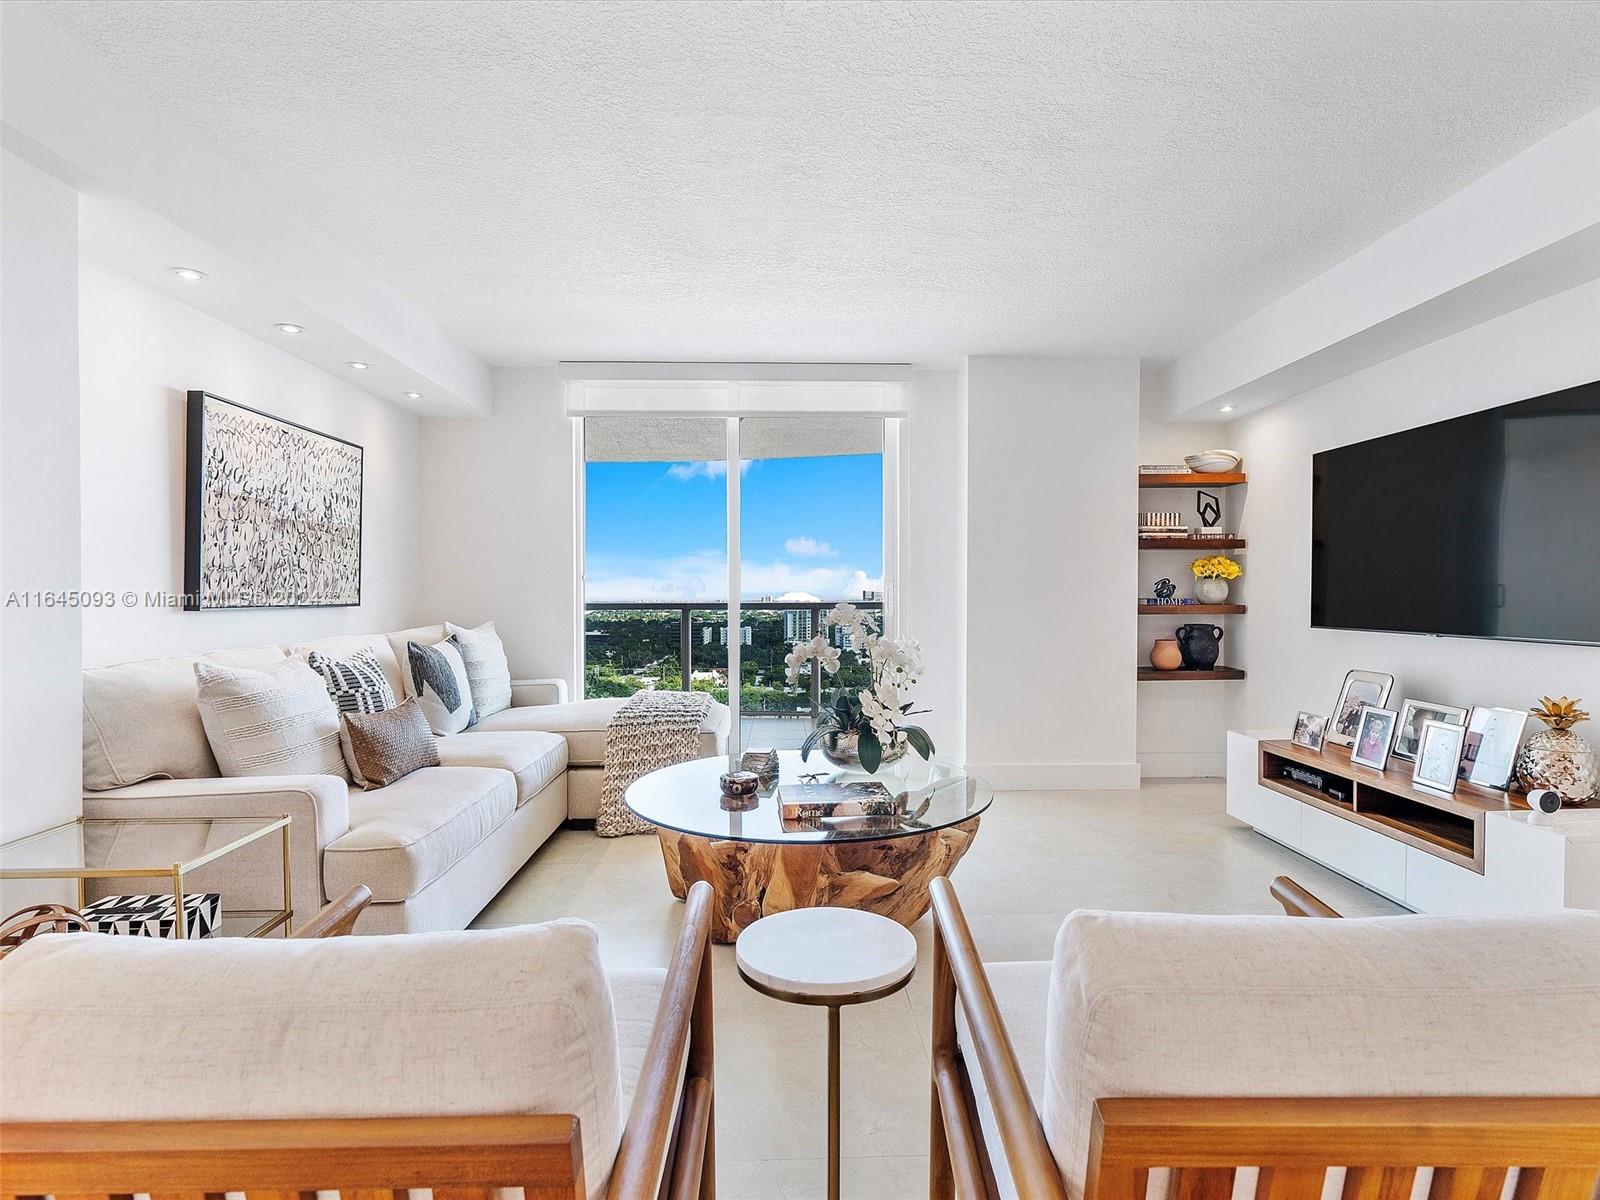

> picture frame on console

[
  {"left": 1329, "top": 670, "right": 1395, "bottom": 747},
  {"left": 1413, "top": 719, "right": 1467, "bottom": 796},
  {"left": 1459, "top": 706, "right": 1529, "bottom": 791},
  {"left": 1350, "top": 706, "right": 1398, "bottom": 772},
  {"left": 1393, "top": 699, "right": 1468, "bottom": 762},
  {"left": 1291, "top": 711, "right": 1327, "bottom": 752}
]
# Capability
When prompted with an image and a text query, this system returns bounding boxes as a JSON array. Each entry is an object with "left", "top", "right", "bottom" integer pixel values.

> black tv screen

[{"left": 1311, "top": 380, "right": 1600, "bottom": 646}]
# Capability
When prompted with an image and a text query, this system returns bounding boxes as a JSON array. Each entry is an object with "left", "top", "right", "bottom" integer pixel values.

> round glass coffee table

[{"left": 625, "top": 750, "right": 992, "bottom": 943}]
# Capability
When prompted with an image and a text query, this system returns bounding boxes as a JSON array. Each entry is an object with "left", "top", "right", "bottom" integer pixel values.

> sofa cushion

[
  {"left": 82, "top": 644, "right": 288, "bottom": 790},
  {"left": 435, "top": 730, "right": 568, "bottom": 806},
  {"left": 447, "top": 620, "right": 513, "bottom": 719},
  {"left": 194, "top": 658, "right": 349, "bottom": 781},
  {"left": 324, "top": 765, "right": 515, "bottom": 902},
  {"left": 289, "top": 633, "right": 406, "bottom": 701},
  {"left": 608, "top": 966, "right": 669, "bottom": 1127},
  {"left": 1, "top": 919, "right": 628, "bottom": 1200},
  {"left": 470, "top": 696, "right": 729, "bottom": 767},
  {"left": 341, "top": 698, "right": 441, "bottom": 789},
  {"left": 1043, "top": 910, "right": 1600, "bottom": 1200},
  {"left": 386, "top": 624, "right": 446, "bottom": 692}
]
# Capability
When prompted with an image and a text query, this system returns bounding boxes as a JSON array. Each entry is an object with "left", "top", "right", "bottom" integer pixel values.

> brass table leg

[{"left": 828, "top": 1002, "right": 841, "bottom": 1200}]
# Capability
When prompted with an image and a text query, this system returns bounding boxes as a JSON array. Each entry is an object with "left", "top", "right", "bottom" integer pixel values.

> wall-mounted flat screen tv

[{"left": 1311, "top": 379, "right": 1600, "bottom": 646}]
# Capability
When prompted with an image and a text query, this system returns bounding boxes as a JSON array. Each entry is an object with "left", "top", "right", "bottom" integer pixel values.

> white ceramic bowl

[{"left": 1185, "top": 450, "right": 1241, "bottom": 473}]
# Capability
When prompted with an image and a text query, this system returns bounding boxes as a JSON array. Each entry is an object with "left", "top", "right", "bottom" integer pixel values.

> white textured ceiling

[{"left": 40, "top": 0, "right": 1600, "bottom": 366}]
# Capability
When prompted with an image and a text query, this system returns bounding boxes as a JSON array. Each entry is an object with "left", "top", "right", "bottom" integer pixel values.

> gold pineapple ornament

[{"left": 1516, "top": 696, "right": 1597, "bottom": 804}]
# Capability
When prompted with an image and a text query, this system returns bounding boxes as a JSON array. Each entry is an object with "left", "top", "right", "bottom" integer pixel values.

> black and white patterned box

[{"left": 81, "top": 893, "right": 222, "bottom": 939}]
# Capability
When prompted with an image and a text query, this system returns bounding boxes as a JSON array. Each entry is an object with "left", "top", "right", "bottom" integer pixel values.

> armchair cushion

[
  {"left": 0, "top": 919, "right": 629, "bottom": 1200},
  {"left": 1042, "top": 910, "right": 1600, "bottom": 1200}
]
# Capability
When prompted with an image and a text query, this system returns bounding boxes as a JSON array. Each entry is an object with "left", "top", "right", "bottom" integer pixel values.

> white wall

[
  {"left": 1231, "top": 280, "right": 1600, "bottom": 735},
  {"left": 900, "top": 370, "right": 966, "bottom": 763},
  {"left": 1136, "top": 419, "right": 1241, "bottom": 777},
  {"left": 965, "top": 357, "right": 1141, "bottom": 788},
  {"left": 418, "top": 365, "right": 577, "bottom": 684},
  {"left": 78, "top": 258, "right": 426, "bottom": 666},
  {"left": 1, "top": 151, "right": 82, "bottom": 840}
]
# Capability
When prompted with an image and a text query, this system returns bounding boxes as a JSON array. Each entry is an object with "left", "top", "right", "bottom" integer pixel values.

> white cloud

[
  {"left": 585, "top": 550, "right": 882, "bottom": 604},
  {"left": 784, "top": 536, "right": 836, "bottom": 558},
  {"left": 665, "top": 460, "right": 752, "bottom": 481}
]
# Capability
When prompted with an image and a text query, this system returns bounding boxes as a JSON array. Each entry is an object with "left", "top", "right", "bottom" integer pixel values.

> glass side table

[{"left": 0, "top": 814, "right": 293, "bottom": 947}]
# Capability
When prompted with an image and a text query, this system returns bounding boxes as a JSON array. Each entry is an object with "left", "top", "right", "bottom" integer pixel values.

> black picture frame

[{"left": 183, "top": 390, "right": 364, "bottom": 610}]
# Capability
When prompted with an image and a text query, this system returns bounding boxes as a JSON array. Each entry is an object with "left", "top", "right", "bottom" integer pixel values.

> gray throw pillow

[
  {"left": 406, "top": 638, "right": 476, "bottom": 735},
  {"left": 445, "top": 620, "right": 512, "bottom": 718}
]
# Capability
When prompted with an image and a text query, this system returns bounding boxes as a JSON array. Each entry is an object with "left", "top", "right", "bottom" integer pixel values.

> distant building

[
  {"left": 701, "top": 624, "right": 753, "bottom": 646},
  {"left": 860, "top": 589, "right": 883, "bottom": 602},
  {"left": 784, "top": 608, "right": 814, "bottom": 643}
]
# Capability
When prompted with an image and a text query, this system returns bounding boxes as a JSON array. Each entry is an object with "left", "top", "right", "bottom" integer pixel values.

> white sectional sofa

[{"left": 80, "top": 623, "right": 729, "bottom": 934}]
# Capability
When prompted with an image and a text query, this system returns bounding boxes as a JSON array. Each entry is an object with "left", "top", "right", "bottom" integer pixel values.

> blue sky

[{"left": 585, "top": 454, "right": 884, "bottom": 601}]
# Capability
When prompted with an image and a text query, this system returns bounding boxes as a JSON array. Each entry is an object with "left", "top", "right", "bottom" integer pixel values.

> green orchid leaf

[
  {"left": 904, "top": 725, "right": 934, "bottom": 760},
  {"left": 858, "top": 729, "right": 882, "bottom": 773}
]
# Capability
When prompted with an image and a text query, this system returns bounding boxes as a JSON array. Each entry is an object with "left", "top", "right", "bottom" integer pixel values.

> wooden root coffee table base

[{"left": 655, "top": 816, "right": 981, "bottom": 943}]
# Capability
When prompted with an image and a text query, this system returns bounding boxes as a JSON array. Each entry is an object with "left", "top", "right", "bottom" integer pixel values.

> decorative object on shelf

[
  {"left": 1329, "top": 669, "right": 1395, "bottom": 747},
  {"left": 720, "top": 770, "right": 758, "bottom": 798},
  {"left": 184, "top": 391, "right": 363, "bottom": 609},
  {"left": 1459, "top": 706, "right": 1529, "bottom": 790},
  {"left": 1149, "top": 638, "right": 1183, "bottom": 671},
  {"left": 1139, "top": 463, "right": 1189, "bottom": 475},
  {"left": 81, "top": 892, "right": 222, "bottom": 939},
  {"left": 1412, "top": 719, "right": 1467, "bottom": 795},
  {"left": 1190, "top": 554, "right": 1241, "bottom": 604},
  {"left": 1195, "top": 489, "right": 1223, "bottom": 531},
  {"left": 1152, "top": 577, "right": 1177, "bottom": 602},
  {"left": 1175, "top": 623, "right": 1224, "bottom": 670},
  {"left": 1183, "top": 450, "right": 1242, "bottom": 473},
  {"left": 1291, "top": 711, "right": 1327, "bottom": 752},
  {"left": 1393, "top": 699, "right": 1468, "bottom": 762},
  {"left": 0, "top": 903, "right": 91, "bottom": 952},
  {"left": 1515, "top": 696, "right": 1597, "bottom": 804},
  {"left": 1350, "top": 705, "right": 1399, "bottom": 771},
  {"left": 787, "top": 603, "right": 934, "bottom": 774}
]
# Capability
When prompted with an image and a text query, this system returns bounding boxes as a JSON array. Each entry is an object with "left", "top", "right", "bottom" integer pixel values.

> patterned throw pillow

[
  {"left": 406, "top": 637, "right": 477, "bottom": 735},
  {"left": 193, "top": 658, "right": 349, "bottom": 781},
  {"left": 339, "top": 698, "right": 440, "bottom": 788},
  {"left": 445, "top": 620, "right": 512, "bottom": 718},
  {"left": 306, "top": 647, "right": 397, "bottom": 715}
]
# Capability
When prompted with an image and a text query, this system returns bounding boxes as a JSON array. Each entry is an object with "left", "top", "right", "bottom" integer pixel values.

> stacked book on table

[{"left": 778, "top": 780, "right": 903, "bottom": 833}]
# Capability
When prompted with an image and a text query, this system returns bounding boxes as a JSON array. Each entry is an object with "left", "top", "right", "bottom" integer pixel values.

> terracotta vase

[{"left": 1149, "top": 639, "right": 1183, "bottom": 671}]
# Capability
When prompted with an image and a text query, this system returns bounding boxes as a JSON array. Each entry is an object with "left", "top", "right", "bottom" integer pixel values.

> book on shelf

[
  {"left": 1138, "top": 464, "right": 1189, "bottom": 474},
  {"left": 1139, "top": 530, "right": 1193, "bottom": 539},
  {"left": 777, "top": 780, "right": 900, "bottom": 821}
]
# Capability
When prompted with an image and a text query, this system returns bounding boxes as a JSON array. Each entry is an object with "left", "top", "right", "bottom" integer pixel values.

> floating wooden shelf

[
  {"left": 1138, "top": 603, "right": 1246, "bottom": 614},
  {"left": 1138, "top": 536, "right": 1246, "bottom": 550},
  {"left": 1257, "top": 740, "right": 1526, "bottom": 875},
  {"left": 1137, "top": 667, "right": 1246, "bottom": 681},
  {"left": 1138, "top": 471, "right": 1247, "bottom": 488}
]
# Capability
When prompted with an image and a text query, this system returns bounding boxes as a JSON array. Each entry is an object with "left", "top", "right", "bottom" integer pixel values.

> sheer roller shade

[
  {"left": 562, "top": 363, "right": 910, "bottom": 419},
  {"left": 584, "top": 415, "right": 883, "bottom": 463}
]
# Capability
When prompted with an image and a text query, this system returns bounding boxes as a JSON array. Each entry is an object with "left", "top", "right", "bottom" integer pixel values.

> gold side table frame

[{"left": 0, "top": 814, "right": 292, "bottom": 943}]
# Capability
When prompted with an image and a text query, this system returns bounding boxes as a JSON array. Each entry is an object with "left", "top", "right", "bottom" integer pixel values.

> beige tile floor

[{"left": 471, "top": 779, "right": 1403, "bottom": 1200}]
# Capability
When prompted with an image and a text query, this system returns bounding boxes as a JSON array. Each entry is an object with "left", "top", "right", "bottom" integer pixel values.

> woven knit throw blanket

[{"left": 597, "top": 689, "right": 715, "bottom": 837}]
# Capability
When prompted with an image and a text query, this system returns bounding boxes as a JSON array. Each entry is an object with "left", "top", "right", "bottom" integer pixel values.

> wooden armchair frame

[
  {"left": 1, "top": 880, "right": 717, "bottom": 1200},
  {"left": 928, "top": 875, "right": 1600, "bottom": 1200}
]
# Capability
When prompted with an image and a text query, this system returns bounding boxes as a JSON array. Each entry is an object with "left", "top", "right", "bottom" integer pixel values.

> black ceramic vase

[{"left": 1175, "top": 623, "right": 1224, "bottom": 670}]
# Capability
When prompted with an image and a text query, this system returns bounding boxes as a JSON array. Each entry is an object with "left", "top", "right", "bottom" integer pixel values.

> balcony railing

[{"left": 583, "top": 599, "right": 884, "bottom": 719}]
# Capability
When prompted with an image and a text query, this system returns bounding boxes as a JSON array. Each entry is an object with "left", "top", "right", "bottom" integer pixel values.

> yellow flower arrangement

[{"left": 1191, "top": 554, "right": 1242, "bottom": 580}]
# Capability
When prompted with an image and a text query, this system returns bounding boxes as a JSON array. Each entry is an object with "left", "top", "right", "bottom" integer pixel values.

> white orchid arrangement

[{"left": 784, "top": 602, "right": 935, "bottom": 772}]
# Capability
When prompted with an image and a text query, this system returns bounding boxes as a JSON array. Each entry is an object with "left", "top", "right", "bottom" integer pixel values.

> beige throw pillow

[
  {"left": 194, "top": 658, "right": 349, "bottom": 781},
  {"left": 445, "top": 620, "right": 513, "bottom": 718},
  {"left": 340, "top": 699, "right": 441, "bottom": 788}
]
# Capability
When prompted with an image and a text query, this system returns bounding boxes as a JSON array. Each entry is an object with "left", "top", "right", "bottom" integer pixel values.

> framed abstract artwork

[{"left": 184, "top": 391, "right": 363, "bottom": 609}]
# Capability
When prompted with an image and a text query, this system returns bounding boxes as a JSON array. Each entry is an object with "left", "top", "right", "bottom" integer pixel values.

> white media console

[{"left": 1227, "top": 730, "right": 1600, "bottom": 913}]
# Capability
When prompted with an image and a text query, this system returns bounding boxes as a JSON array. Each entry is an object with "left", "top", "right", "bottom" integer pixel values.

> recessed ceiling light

[
  {"left": 169, "top": 266, "right": 207, "bottom": 281},
  {"left": 347, "top": 361, "right": 371, "bottom": 370},
  {"left": 275, "top": 323, "right": 305, "bottom": 335},
  {"left": 404, "top": 391, "right": 422, "bottom": 400},
  {"left": 1219, "top": 405, "right": 1236, "bottom": 413}
]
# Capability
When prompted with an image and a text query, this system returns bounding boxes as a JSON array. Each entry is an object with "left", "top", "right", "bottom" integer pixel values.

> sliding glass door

[{"left": 581, "top": 414, "right": 889, "bottom": 753}]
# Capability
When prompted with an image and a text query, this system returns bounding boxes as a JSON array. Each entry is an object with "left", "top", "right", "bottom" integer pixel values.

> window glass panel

[{"left": 583, "top": 416, "right": 727, "bottom": 700}]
